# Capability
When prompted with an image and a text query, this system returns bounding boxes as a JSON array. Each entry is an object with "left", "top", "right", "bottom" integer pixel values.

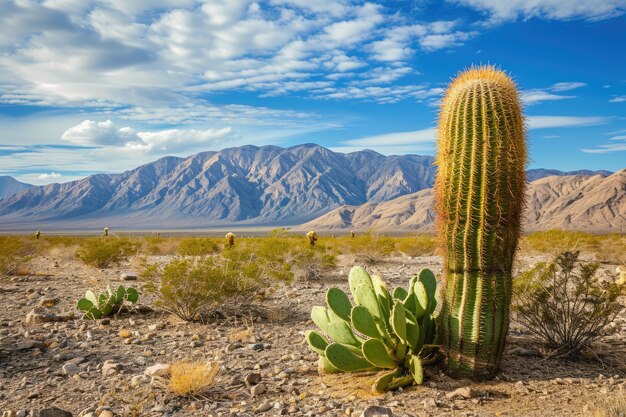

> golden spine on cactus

[{"left": 434, "top": 66, "right": 526, "bottom": 379}]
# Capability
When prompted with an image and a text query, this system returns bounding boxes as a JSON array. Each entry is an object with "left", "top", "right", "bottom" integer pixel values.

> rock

[
  {"left": 102, "top": 361, "right": 120, "bottom": 376},
  {"left": 120, "top": 273, "right": 137, "bottom": 281},
  {"left": 145, "top": 363, "right": 170, "bottom": 377},
  {"left": 62, "top": 363, "right": 80, "bottom": 376},
  {"left": 15, "top": 340, "right": 45, "bottom": 351},
  {"left": 38, "top": 408, "right": 73, "bottom": 417},
  {"left": 98, "top": 411, "right": 113, "bottom": 417},
  {"left": 256, "top": 400, "right": 272, "bottom": 412},
  {"left": 226, "top": 343, "right": 242, "bottom": 352},
  {"left": 421, "top": 398, "right": 438, "bottom": 408},
  {"left": 39, "top": 298, "right": 59, "bottom": 308},
  {"left": 515, "top": 381, "right": 530, "bottom": 394},
  {"left": 251, "top": 383, "right": 266, "bottom": 396},
  {"left": 509, "top": 347, "right": 541, "bottom": 357},
  {"left": 249, "top": 343, "right": 264, "bottom": 351},
  {"left": 445, "top": 387, "right": 475, "bottom": 400},
  {"left": 359, "top": 406, "right": 394, "bottom": 417},
  {"left": 245, "top": 372, "right": 262, "bottom": 386},
  {"left": 26, "top": 308, "right": 74, "bottom": 324}
]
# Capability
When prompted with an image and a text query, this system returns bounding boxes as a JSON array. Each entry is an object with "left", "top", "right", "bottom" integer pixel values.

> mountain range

[
  {"left": 302, "top": 169, "right": 626, "bottom": 233},
  {"left": 0, "top": 144, "right": 621, "bottom": 232},
  {"left": 0, "top": 176, "right": 33, "bottom": 200}
]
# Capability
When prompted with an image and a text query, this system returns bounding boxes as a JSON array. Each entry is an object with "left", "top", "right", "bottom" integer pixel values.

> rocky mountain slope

[
  {"left": 0, "top": 144, "right": 436, "bottom": 229},
  {"left": 0, "top": 176, "right": 33, "bottom": 199},
  {"left": 301, "top": 170, "right": 626, "bottom": 233}
]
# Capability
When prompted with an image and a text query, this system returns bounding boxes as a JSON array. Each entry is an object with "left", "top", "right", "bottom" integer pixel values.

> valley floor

[{"left": 1, "top": 254, "right": 625, "bottom": 417}]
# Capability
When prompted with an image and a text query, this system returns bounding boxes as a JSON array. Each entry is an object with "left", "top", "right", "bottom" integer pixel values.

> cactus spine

[{"left": 435, "top": 66, "right": 526, "bottom": 379}]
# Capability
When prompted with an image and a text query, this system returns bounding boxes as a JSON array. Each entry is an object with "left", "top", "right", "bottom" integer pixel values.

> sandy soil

[{"left": 0, "top": 253, "right": 625, "bottom": 417}]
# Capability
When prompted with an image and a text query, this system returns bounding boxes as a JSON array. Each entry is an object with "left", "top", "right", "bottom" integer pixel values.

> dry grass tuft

[
  {"left": 119, "top": 329, "right": 132, "bottom": 338},
  {"left": 169, "top": 361, "right": 220, "bottom": 397},
  {"left": 594, "top": 394, "right": 626, "bottom": 417},
  {"left": 228, "top": 326, "right": 253, "bottom": 342},
  {"left": 318, "top": 371, "right": 382, "bottom": 399}
]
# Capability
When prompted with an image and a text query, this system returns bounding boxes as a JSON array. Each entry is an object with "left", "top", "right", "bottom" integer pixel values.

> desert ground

[{"left": 0, "top": 233, "right": 625, "bottom": 417}]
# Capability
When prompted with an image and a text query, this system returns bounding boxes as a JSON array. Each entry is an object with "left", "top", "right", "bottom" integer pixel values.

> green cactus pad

[
  {"left": 354, "top": 284, "right": 382, "bottom": 321},
  {"left": 387, "top": 374, "right": 415, "bottom": 391},
  {"left": 418, "top": 269, "right": 437, "bottom": 299},
  {"left": 325, "top": 343, "right": 376, "bottom": 372},
  {"left": 393, "top": 287, "right": 408, "bottom": 301},
  {"left": 305, "top": 330, "right": 329, "bottom": 356},
  {"left": 326, "top": 321, "right": 361, "bottom": 347},
  {"left": 351, "top": 305, "right": 382, "bottom": 340},
  {"left": 319, "top": 356, "right": 341, "bottom": 374},
  {"left": 391, "top": 301, "right": 407, "bottom": 342},
  {"left": 85, "top": 290, "right": 98, "bottom": 306},
  {"left": 372, "top": 368, "right": 403, "bottom": 393},
  {"left": 126, "top": 287, "right": 139, "bottom": 303},
  {"left": 409, "top": 355, "right": 423, "bottom": 385},
  {"left": 413, "top": 281, "right": 429, "bottom": 319},
  {"left": 115, "top": 285, "right": 126, "bottom": 303},
  {"left": 362, "top": 339, "right": 396, "bottom": 369},
  {"left": 404, "top": 309, "right": 420, "bottom": 350},
  {"left": 349, "top": 266, "right": 374, "bottom": 296},
  {"left": 77, "top": 298, "right": 93, "bottom": 311},
  {"left": 326, "top": 288, "right": 352, "bottom": 322},
  {"left": 85, "top": 307, "right": 103, "bottom": 320},
  {"left": 311, "top": 306, "right": 331, "bottom": 332}
]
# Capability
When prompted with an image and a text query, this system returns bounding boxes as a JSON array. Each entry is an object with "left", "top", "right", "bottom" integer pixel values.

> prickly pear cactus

[
  {"left": 77, "top": 285, "right": 138, "bottom": 319},
  {"left": 306, "top": 266, "right": 439, "bottom": 392},
  {"left": 435, "top": 66, "right": 526, "bottom": 379}
]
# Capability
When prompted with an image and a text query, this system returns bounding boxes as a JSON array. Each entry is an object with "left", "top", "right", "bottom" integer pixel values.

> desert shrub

[
  {"left": 344, "top": 232, "right": 396, "bottom": 264},
  {"left": 142, "top": 236, "right": 180, "bottom": 255},
  {"left": 288, "top": 243, "right": 338, "bottom": 280},
  {"left": 520, "top": 231, "right": 626, "bottom": 264},
  {"left": 178, "top": 237, "right": 219, "bottom": 256},
  {"left": 595, "top": 394, "right": 626, "bottom": 417},
  {"left": 513, "top": 251, "right": 625, "bottom": 356},
  {"left": 169, "top": 361, "right": 219, "bottom": 397},
  {"left": 395, "top": 235, "right": 437, "bottom": 257},
  {"left": 0, "top": 236, "right": 33, "bottom": 275},
  {"left": 143, "top": 244, "right": 293, "bottom": 321},
  {"left": 76, "top": 237, "right": 139, "bottom": 268}
]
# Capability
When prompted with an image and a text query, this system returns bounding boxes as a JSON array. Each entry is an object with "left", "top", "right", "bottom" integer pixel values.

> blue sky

[{"left": 0, "top": 0, "right": 625, "bottom": 185}]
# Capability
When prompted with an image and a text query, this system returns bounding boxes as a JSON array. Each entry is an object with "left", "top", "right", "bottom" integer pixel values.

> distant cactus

[
  {"left": 35, "top": 230, "right": 40, "bottom": 240},
  {"left": 435, "top": 66, "right": 526, "bottom": 379},
  {"left": 77, "top": 284, "right": 138, "bottom": 319},
  {"left": 225, "top": 233, "right": 235, "bottom": 248},
  {"left": 307, "top": 231, "right": 318, "bottom": 246},
  {"left": 102, "top": 227, "right": 109, "bottom": 238},
  {"left": 351, "top": 230, "right": 355, "bottom": 239},
  {"left": 306, "top": 266, "right": 439, "bottom": 392}
]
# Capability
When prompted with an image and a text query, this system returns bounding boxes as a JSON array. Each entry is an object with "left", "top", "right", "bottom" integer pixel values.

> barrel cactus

[
  {"left": 434, "top": 66, "right": 526, "bottom": 378},
  {"left": 306, "top": 266, "right": 439, "bottom": 392},
  {"left": 225, "top": 232, "right": 235, "bottom": 248},
  {"left": 35, "top": 230, "right": 40, "bottom": 240},
  {"left": 103, "top": 227, "right": 109, "bottom": 238},
  {"left": 307, "top": 231, "right": 318, "bottom": 246}
]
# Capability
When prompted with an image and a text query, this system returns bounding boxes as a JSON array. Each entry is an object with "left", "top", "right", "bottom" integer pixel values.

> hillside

[{"left": 0, "top": 176, "right": 33, "bottom": 199}]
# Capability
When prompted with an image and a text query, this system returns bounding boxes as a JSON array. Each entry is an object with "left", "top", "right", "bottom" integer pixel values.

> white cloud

[
  {"left": 451, "top": 0, "right": 626, "bottom": 22},
  {"left": 343, "top": 127, "right": 437, "bottom": 147},
  {"left": 37, "top": 172, "right": 62, "bottom": 180},
  {"left": 521, "top": 81, "right": 586, "bottom": 105},
  {"left": 581, "top": 144, "right": 626, "bottom": 154},
  {"left": 610, "top": 96, "right": 626, "bottom": 103},
  {"left": 527, "top": 115, "right": 610, "bottom": 129}
]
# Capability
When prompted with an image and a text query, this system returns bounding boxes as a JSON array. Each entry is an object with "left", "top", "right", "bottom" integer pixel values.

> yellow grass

[
  {"left": 119, "top": 329, "right": 132, "bottom": 338},
  {"left": 169, "top": 361, "right": 220, "bottom": 397},
  {"left": 594, "top": 394, "right": 626, "bottom": 417},
  {"left": 228, "top": 326, "right": 253, "bottom": 342}
]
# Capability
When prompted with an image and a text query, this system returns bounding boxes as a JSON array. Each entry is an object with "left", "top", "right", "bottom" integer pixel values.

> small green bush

[
  {"left": 395, "top": 235, "right": 437, "bottom": 257},
  {"left": 513, "top": 251, "right": 625, "bottom": 356},
  {"left": 76, "top": 237, "right": 139, "bottom": 268},
  {"left": 178, "top": 238, "right": 219, "bottom": 256},
  {"left": 77, "top": 284, "right": 139, "bottom": 319},
  {"left": 344, "top": 232, "right": 396, "bottom": 264},
  {"left": 0, "top": 236, "right": 32, "bottom": 275}
]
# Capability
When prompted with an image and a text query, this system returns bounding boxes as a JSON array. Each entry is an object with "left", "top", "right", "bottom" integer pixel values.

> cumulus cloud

[
  {"left": 451, "top": 0, "right": 626, "bottom": 22},
  {"left": 60, "top": 120, "right": 235, "bottom": 154},
  {"left": 37, "top": 172, "right": 62, "bottom": 180},
  {"left": 609, "top": 96, "right": 626, "bottom": 103}
]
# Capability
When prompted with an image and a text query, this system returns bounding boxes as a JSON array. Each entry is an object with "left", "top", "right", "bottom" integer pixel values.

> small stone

[
  {"left": 421, "top": 398, "right": 438, "bottom": 408},
  {"left": 102, "top": 361, "right": 120, "bottom": 376},
  {"left": 251, "top": 383, "right": 266, "bottom": 396},
  {"left": 359, "top": 406, "right": 394, "bottom": 417},
  {"left": 515, "top": 381, "right": 530, "bottom": 395},
  {"left": 226, "top": 343, "right": 242, "bottom": 352},
  {"left": 256, "top": 400, "right": 272, "bottom": 412},
  {"left": 245, "top": 372, "right": 262, "bottom": 386},
  {"left": 26, "top": 308, "right": 74, "bottom": 324},
  {"left": 62, "top": 363, "right": 80, "bottom": 376},
  {"left": 144, "top": 363, "right": 170, "bottom": 377},
  {"left": 249, "top": 343, "right": 264, "bottom": 351},
  {"left": 445, "top": 387, "right": 475, "bottom": 400},
  {"left": 39, "top": 298, "right": 59, "bottom": 308},
  {"left": 120, "top": 273, "right": 137, "bottom": 281},
  {"left": 38, "top": 408, "right": 73, "bottom": 417},
  {"left": 98, "top": 411, "right": 113, "bottom": 417}
]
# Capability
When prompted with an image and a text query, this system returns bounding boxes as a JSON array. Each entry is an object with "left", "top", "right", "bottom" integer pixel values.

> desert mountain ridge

[
  {"left": 0, "top": 176, "right": 33, "bottom": 200},
  {"left": 0, "top": 143, "right": 619, "bottom": 231},
  {"left": 301, "top": 169, "right": 626, "bottom": 233}
]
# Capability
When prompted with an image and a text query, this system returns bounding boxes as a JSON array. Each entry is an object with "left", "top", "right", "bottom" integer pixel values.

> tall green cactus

[{"left": 435, "top": 66, "right": 526, "bottom": 379}]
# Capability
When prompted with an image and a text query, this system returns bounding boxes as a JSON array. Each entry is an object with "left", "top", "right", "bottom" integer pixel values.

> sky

[{"left": 0, "top": 0, "right": 625, "bottom": 185}]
